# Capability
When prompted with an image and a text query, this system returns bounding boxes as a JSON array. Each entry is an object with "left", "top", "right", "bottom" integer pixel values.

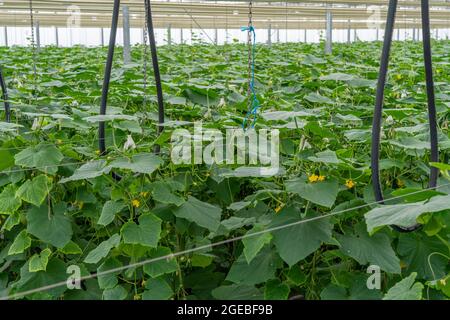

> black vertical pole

[
  {"left": 98, "top": 0, "right": 122, "bottom": 181},
  {"left": 99, "top": 0, "right": 120, "bottom": 155},
  {"left": 421, "top": 0, "right": 439, "bottom": 186},
  {"left": 145, "top": 0, "right": 165, "bottom": 153},
  {"left": 371, "top": 0, "right": 398, "bottom": 204},
  {"left": 0, "top": 67, "right": 10, "bottom": 122},
  {"left": 372, "top": 0, "right": 439, "bottom": 232},
  {"left": 371, "top": 0, "right": 419, "bottom": 232}
]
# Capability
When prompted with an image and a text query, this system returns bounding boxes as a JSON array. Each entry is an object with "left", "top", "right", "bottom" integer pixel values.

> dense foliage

[{"left": 0, "top": 40, "right": 449, "bottom": 300}]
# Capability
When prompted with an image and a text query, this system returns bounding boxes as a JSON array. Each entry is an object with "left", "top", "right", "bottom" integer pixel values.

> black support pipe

[
  {"left": 99, "top": 0, "right": 120, "bottom": 156},
  {"left": 421, "top": 0, "right": 439, "bottom": 185},
  {"left": 371, "top": 0, "right": 439, "bottom": 232},
  {"left": 371, "top": 0, "right": 398, "bottom": 207},
  {"left": 98, "top": 0, "right": 165, "bottom": 177},
  {"left": 98, "top": 0, "right": 121, "bottom": 181},
  {"left": 145, "top": 0, "right": 165, "bottom": 153},
  {"left": 0, "top": 67, "right": 10, "bottom": 123}
]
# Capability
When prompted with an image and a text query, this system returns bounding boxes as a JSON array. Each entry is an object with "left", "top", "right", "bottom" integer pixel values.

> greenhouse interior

[{"left": 0, "top": 0, "right": 450, "bottom": 303}]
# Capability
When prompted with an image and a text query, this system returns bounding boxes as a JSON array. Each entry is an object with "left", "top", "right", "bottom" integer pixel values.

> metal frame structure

[
  {"left": 1, "top": 1, "right": 450, "bottom": 29},
  {"left": 0, "top": 0, "right": 447, "bottom": 233}
]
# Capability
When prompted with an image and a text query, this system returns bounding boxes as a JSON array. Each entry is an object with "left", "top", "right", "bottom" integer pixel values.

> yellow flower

[
  {"left": 132, "top": 199, "right": 140, "bottom": 208},
  {"left": 345, "top": 179, "right": 355, "bottom": 189},
  {"left": 140, "top": 191, "right": 149, "bottom": 197},
  {"left": 275, "top": 204, "right": 284, "bottom": 214},
  {"left": 95, "top": 150, "right": 100, "bottom": 155},
  {"left": 439, "top": 278, "right": 447, "bottom": 286},
  {"left": 73, "top": 201, "right": 84, "bottom": 209},
  {"left": 308, "top": 174, "right": 325, "bottom": 183}
]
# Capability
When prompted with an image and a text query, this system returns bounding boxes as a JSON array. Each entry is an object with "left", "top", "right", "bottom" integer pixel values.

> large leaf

[
  {"left": 121, "top": 214, "right": 161, "bottom": 248},
  {"left": 270, "top": 207, "right": 333, "bottom": 266},
  {"left": 307, "top": 150, "right": 341, "bottom": 164},
  {"left": 211, "top": 284, "right": 262, "bottom": 300},
  {"left": 13, "top": 258, "right": 68, "bottom": 298},
  {"left": 0, "top": 149, "right": 14, "bottom": 171},
  {"left": 84, "top": 234, "right": 121, "bottom": 264},
  {"left": 26, "top": 204, "right": 73, "bottom": 248},
  {"left": 0, "top": 122, "right": 23, "bottom": 132},
  {"left": 97, "top": 258, "right": 121, "bottom": 290},
  {"left": 226, "top": 247, "right": 281, "bottom": 285},
  {"left": 260, "top": 110, "right": 319, "bottom": 121},
  {"left": 59, "top": 160, "right": 111, "bottom": 183},
  {"left": 347, "top": 78, "right": 377, "bottom": 88},
  {"left": 390, "top": 188, "right": 444, "bottom": 203},
  {"left": 221, "top": 216, "right": 255, "bottom": 231},
  {"left": 151, "top": 182, "right": 185, "bottom": 206},
  {"left": 173, "top": 196, "right": 221, "bottom": 232},
  {"left": 1, "top": 212, "right": 20, "bottom": 231},
  {"left": 242, "top": 225, "right": 272, "bottom": 263},
  {"left": 320, "top": 72, "right": 355, "bottom": 81},
  {"left": 8, "top": 229, "right": 32, "bottom": 255},
  {"left": 320, "top": 274, "right": 382, "bottom": 300},
  {"left": 264, "top": 279, "right": 290, "bottom": 300},
  {"left": 304, "top": 92, "right": 334, "bottom": 104},
  {"left": 390, "top": 137, "right": 430, "bottom": 150},
  {"left": 108, "top": 153, "right": 163, "bottom": 174},
  {"left": 302, "top": 54, "right": 326, "bottom": 65},
  {"left": 285, "top": 178, "right": 339, "bottom": 208},
  {"left": 97, "top": 201, "right": 126, "bottom": 226},
  {"left": 383, "top": 273, "right": 424, "bottom": 300},
  {"left": 143, "top": 247, "right": 178, "bottom": 278},
  {"left": 103, "top": 285, "right": 128, "bottom": 300},
  {"left": 83, "top": 114, "right": 137, "bottom": 122},
  {"left": 167, "top": 96, "right": 187, "bottom": 105},
  {"left": 60, "top": 241, "right": 83, "bottom": 255},
  {"left": 397, "top": 234, "right": 448, "bottom": 280},
  {"left": 365, "top": 194, "right": 450, "bottom": 232},
  {"left": 29, "top": 248, "right": 52, "bottom": 272},
  {"left": 0, "top": 184, "right": 21, "bottom": 215},
  {"left": 142, "top": 277, "right": 174, "bottom": 300},
  {"left": 14, "top": 143, "right": 64, "bottom": 174},
  {"left": 336, "top": 223, "right": 401, "bottom": 274},
  {"left": 16, "top": 175, "right": 51, "bottom": 207}
]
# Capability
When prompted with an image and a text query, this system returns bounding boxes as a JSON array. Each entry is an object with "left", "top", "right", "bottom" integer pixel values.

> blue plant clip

[{"left": 240, "top": 25, "right": 260, "bottom": 130}]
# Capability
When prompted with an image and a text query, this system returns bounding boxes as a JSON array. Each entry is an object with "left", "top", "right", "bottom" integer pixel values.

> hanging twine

[{"left": 241, "top": 1, "right": 260, "bottom": 129}]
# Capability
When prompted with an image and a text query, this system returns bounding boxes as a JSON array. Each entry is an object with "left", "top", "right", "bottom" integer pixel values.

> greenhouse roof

[{"left": 1, "top": 0, "right": 450, "bottom": 28}]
